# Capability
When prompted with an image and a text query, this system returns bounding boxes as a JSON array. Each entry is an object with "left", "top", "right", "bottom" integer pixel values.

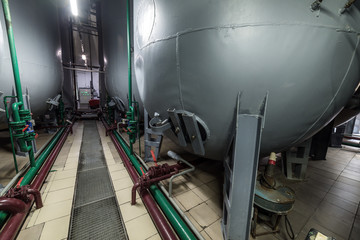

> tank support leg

[
  {"left": 222, "top": 92, "right": 267, "bottom": 240},
  {"left": 144, "top": 109, "right": 163, "bottom": 162}
]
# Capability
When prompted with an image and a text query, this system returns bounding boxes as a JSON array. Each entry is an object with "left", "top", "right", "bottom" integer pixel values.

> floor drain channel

[{"left": 69, "top": 120, "right": 128, "bottom": 240}]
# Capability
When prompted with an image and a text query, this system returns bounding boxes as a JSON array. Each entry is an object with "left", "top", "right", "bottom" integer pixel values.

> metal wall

[
  {"left": 134, "top": 0, "right": 360, "bottom": 160},
  {"left": 0, "top": 0, "right": 62, "bottom": 129}
]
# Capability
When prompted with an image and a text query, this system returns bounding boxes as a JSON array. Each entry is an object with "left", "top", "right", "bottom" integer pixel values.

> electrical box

[{"left": 79, "top": 88, "right": 92, "bottom": 104}]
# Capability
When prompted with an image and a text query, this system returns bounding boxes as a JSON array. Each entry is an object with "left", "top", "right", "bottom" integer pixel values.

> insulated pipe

[
  {"left": 102, "top": 119, "right": 197, "bottom": 240},
  {"left": 108, "top": 130, "right": 178, "bottom": 240},
  {"left": 0, "top": 124, "right": 73, "bottom": 240},
  {"left": 0, "top": 198, "right": 26, "bottom": 214}
]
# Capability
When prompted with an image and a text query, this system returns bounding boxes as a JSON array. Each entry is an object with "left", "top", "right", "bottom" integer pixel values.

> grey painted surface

[
  {"left": 134, "top": 0, "right": 360, "bottom": 160},
  {"left": 0, "top": 0, "right": 62, "bottom": 129},
  {"left": 101, "top": 0, "right": 144, "bottom": 115}
]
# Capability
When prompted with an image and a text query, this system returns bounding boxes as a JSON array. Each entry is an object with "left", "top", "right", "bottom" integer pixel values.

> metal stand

[
  {"left": 251, "top": 207, "right": 282, "bottom": 238},
  {"left": 282, "top": 138, "right": 311, "bottom": 180},
  {"left": 222, "top": 93, "right": 268, "bottom": 240},
  {"left": 144, "top": 109, "right": 163, "bottom": 162}
]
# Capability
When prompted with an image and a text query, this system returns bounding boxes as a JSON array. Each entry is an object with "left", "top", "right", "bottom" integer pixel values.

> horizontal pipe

[
  {"left": 0, "top": 124, "right": 72, "bottom": 240},
  {"left": 104, "top": 120, "right": 197, "bottom": 240},
  {"left": 1, "top": 128, "right": 62, "bottom": 197},
  {"left": 108, "top": 131, "right": 178, "bottom": 240},
  {"left": 0, "top": 198, "right": 26, "bottom": 214}
]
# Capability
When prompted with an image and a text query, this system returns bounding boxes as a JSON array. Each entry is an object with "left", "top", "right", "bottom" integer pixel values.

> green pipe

[
  {"left": 113, "top": 131, "right": 197, "bottom": 240},
  {"left": 1, "top": 0, "right": 24, "bottom": 107},
  {"left": 20, "top": 128, "right": 65, "bottom": 185},
  {"left": 4, "top": 96, "right": 18, "bottom": 173},
  {"left": 0, "top": 128, "right": 65, "bottom": 226},
  {"left": 126, "top": 0, "right": 132, "bottom": 110}
]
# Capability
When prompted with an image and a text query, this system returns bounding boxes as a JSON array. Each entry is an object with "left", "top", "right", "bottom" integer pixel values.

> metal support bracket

[
  {"left": 182, "top": 113, "right": 205, "bottom": 156},
  {"left": 168, "top": 109, "right": 186, "bottom": 147},
  {"left": 282, "top": 138, "right": 312, "bottom": 180},
  {"left": 144, "top": 110, "right": 164, "bottom": 162},
  {"left": 222, "top": 92, "right": 268, "bottom": 240}
]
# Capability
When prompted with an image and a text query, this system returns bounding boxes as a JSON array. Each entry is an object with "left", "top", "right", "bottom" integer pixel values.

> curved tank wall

[
  {"left": 134, "top": 0, "right": 360, "bottom": 160},
  {"left": 0, "top": 0, "right": 62, "bottom": 129},
  {"left": 101, "top": 0, "right": 144, "bottom": 115}
]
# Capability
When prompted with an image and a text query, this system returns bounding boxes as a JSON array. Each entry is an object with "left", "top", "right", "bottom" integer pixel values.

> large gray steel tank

[
  {"left": 0, "top": 0, "right": 62, "bottom": 129},
  {"left": 134, "top": 0, "right": 360, "bottom": 160},
  {"left": 102, "top": 0, "right": 144, "bottom": 115}
]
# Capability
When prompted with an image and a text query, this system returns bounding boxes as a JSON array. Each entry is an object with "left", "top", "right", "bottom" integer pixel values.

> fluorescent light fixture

[
  {"left": 81, "top": 54, "right": 86, "bottom": 60},
  {"left": 70, "top": 0, "right": 78, "bottom": 16}
]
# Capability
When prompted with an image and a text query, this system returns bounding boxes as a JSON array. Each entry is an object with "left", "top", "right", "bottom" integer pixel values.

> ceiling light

[{"left": 70, "top": 0, "right": 78, "bottom": 16}]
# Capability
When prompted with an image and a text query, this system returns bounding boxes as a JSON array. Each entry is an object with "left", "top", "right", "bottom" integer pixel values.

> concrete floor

[{"left": 0, "top": 120, "right": 357, "bottom": 239}]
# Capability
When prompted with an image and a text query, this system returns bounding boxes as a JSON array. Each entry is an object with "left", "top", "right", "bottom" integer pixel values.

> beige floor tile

[
  {"left": 189, "top": 203, "right": 220, "bottom": 228},
  {"left": 40, "top": 215, "right": 70, "bottom": 240},
  {"left": 49, "top": 177, "right": 76, "bottom": 192},
  {"left": 17, "top": 223, "right": 44, "bottom": 240},
  {"left": 192, "top": 184, "right": 217, "bottom": 201},
  {"left": 125, "top": 214, "right": 158, "bottom": 240},
  {"left": 63, "top": 163, "right": 78, "bottom": 171},
  {"left": 110, "top": 169, "right": 130, "bottom": 181},
  {"left": 66, "top": 156, "right": 79, "bottom": 164},
  {"left": 205, "top": 197, "right": 223, "bottom": 217},
  {"left": 44, "top": 187, "right": 74, "bottom": 205},
  {"left": 175, "top": 190, "right": 203, "bottom": 210},
  {"left": 108, "top": 163, "right": 125, "bottom": 172},
  {"left": 116, "top": 187, "right": 139, "bottom": 205},
  {"left": 35, "top": 200, "right": 72, "bottom": 225},
  {"left": 200, "top": 230, "right": 212, "bottom": 240},
  {"left": 53, "top": 169, "right": 77, "bottom": 181},
  {"left": 113, "top": 177, "right": 134, "bottom": 191},
  {"left": 195, "top": 171, "right": 216, "bottom": 184},
  {"left": 120, "top": 201, "right": 147, "bottom": 222},
  {"left": 26, "top": 208, "right": 41, "bottom": 228},
  {"left": 204, "top": 219, "right": 222, "bottom": 240},
  {"left": 146, "top": 233, "right": 161, "bottom": 240},
  {"left": 184, "top": 212, "right": 203, "bottom": 232}
]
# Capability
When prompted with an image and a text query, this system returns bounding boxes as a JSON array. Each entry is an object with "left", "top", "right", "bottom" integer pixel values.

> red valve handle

[
  {"left": 150, "top": 150, "right": 158, "bottom": 166},
  {"left": 22, "top": 125, "right": 29, "bottom": 132},
  {"left": 16, "top": 177, "right": 24, "bottom": 188}
]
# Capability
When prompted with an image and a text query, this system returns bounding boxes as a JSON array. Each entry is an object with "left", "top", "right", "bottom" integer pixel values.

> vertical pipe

[
  {"left": 1, "top": 0, "right": 24, "bottom": 107},
  {"left": 126, "top": 0, "right": 132, "bottom": 109}
]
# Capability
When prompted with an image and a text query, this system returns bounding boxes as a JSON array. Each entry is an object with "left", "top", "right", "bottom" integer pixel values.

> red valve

[
  {"left": 140, "top": 167, "right": 145, "bottom": 176},
  {"left": 16, "top": 177, "right": 24, "bottom": 188},
  {"left": 22, "top": 125, "right": 29, "bottom": 132},
  {"left": 150, "top": 150, "right": 158, "bottom": 166}
]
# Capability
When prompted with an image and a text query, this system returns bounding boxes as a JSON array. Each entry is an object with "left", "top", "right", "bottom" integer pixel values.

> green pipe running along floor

[{"left": 68, "top": 120, "right": 128, "bottom": 240}]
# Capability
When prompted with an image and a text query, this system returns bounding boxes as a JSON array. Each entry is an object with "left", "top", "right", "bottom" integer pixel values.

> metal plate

[
  {"left": 69, "top": 197, "right": 127, "bottom": 240},
  {"left": 74, "top": 167, "right": 114, "bottom": 207},
  {"left": 69, "top": 121, "right": 128, "bottom": 240}
]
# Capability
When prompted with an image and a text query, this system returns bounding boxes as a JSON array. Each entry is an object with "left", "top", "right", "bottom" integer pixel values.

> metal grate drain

[
  {"left": 70, "top": 197, "right": 126, "bottom": 240},
  {"left": 74, "top": 167, "right": 114, "bottom": 207},
  {"left": 69, "top": 121, "right": 128, "bottom": 240}
]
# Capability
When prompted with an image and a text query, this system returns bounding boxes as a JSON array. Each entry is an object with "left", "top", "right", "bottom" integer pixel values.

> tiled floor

[
  {"left": 5, "top": 120, "right": 360, "bottom": 240},
  {"left": 0, "top": 130, "right": 54, "bottom": 187}
]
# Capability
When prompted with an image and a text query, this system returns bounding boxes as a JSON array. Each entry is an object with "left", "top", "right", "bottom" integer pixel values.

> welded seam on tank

[
  {"left": 139, "top": 22, "right": 359, "bottom": 50},
  {"left": 176, "top": 34, "right": 185, "bottom": 109},
  {"left": 291, "top": 35, "right": 360, "bottom": 145}
]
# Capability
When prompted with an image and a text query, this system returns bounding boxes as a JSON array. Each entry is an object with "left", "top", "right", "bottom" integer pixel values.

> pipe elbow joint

[{"left": 27, "top": 189, "right": 43, "bottom": 209}]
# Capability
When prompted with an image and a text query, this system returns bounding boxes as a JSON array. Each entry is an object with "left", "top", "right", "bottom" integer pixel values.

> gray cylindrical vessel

[
  {"left": 134, "top": 0, "right": 360, "bottom": 160},
  {"left": 0, "top": 0, "right": 62, "bottom": 129}
]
